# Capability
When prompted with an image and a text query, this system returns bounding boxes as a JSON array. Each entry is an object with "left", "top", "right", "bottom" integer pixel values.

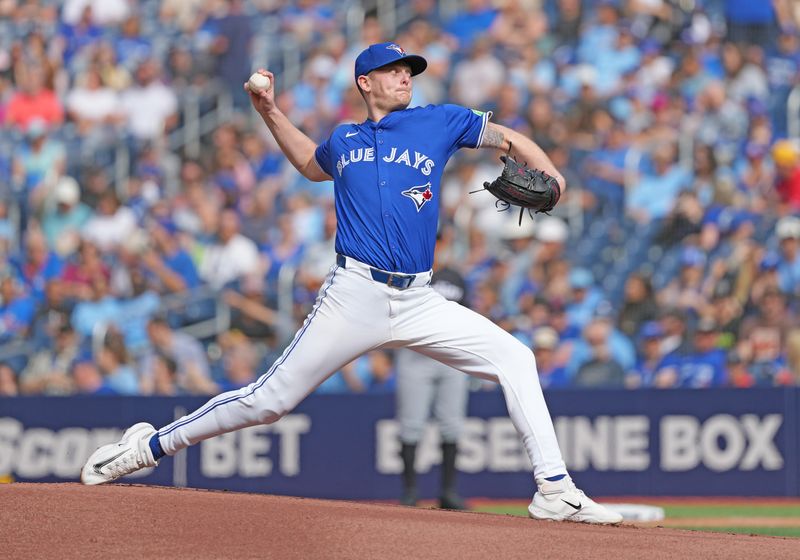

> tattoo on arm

[{"left": 481, "top": 125, "right": 505, "bottom": 149}]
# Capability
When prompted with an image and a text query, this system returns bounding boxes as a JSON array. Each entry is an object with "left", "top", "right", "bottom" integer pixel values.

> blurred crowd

[{"left": 1, "top": 0, "right": 800, "bottom": 397}]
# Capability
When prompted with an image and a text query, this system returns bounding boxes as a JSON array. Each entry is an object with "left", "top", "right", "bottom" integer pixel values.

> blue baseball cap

[
  {"left": 639, "top": 321, "right": 664, "bottom": 339},
  {"left": 155, "top": 218, "right": 178, "bottom": 235},
  {"left": 354, "top": 42, "right": 427, "bottom": 83},
  {"left": 569, "top": 267, "right": 594, "bottom": 289},
  {"left": 680, "top": 246, "right": 706, "bottom": 267},
  {"left": 760, "top": 251, "right": 780, "bottom": 271},
  {"left": 745, "top": 141, "right": 768, "bottom": 159}
]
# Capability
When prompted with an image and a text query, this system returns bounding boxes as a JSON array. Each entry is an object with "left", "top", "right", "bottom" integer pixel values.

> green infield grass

[
  {"left": 470, "top": 501, "right": 800, "bottom": 538},
  {"left": 673, "top": 526, "right": 800, "bottom": 537}
]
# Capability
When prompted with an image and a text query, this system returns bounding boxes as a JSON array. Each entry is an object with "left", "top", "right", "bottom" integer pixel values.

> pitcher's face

[{"left": 360, "top": 61, "right": 413, "bottom": 111}]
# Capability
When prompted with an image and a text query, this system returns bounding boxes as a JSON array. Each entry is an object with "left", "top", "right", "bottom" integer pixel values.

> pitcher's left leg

[
  {"left": 392, "top": 290, "right": 622, "bottom": 524},
  {"left": 393, "top": 290, "right": 565, "bottom": 479}
]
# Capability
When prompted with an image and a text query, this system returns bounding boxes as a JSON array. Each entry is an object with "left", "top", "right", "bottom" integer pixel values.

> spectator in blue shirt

[
  {"left": 532, "top": 327, "right": 569, "bottom": 389},
  {"left": 444, "top": 0, "right": 498, "bottom": 50},
  {"left": 142, "top": 218, "right": 201, "bottom": 293},
  {"left": 114, "top": 14, "right": 152, "bottom": 69},
  {"left": 654, "top": 318, "right": 728, "bottom": 388},
  {"left": 627, "top": 142, "right": 691, "bottom": 225},
  {"left": 0, "top": 275, "right": 36, "bottom": 344},
  {"left": 592, "top": 23, "right": 640, "bottom": 96},
  {"left": 766, "top": 28, "right": 800, "bottom": 137},
  {"left": 318, "top": 351, "right": 396, "bottom": 394},
  {"left": 565, "top": 267, "right": 603, "bottom": 330},
  {"left": 568, "top": 301, "right": 636, "bottom": 379},
  {"left": 582, "top": 122, "right": 629, "bottom": 219},
  {"left": 72, "top": 355, "right": 119, "bottom": 396},
  {"left": 241, "top": 131, "right": 286, "bottom": 182},
  {"left": 57, "top": 5, "right": 104, "bottom": 67},
  {"left": 12, "top": 120, "right": 66, "bottom": 213},
  {"left": 95, "top": 328, "right": 139, "bottom": 395},
  {"left": 627, "top": 321, "right": 667, "bottom": 388},
  {"left": 15, "top": 229, "right": 64, "bottom": 303},
  {"left": 576, "top": 1, "right": 620, "bottom": 67},
  {"left": 71, "top": 275, "right": 124, "bottom": 339},
  {"left": 675, "top": 49, "right": 714, "bottom": 107}
]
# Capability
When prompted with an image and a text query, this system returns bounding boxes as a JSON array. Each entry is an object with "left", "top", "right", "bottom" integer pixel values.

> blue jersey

[
  {"left": 659, "top": 348, "right": 728, "bottom": 388},
  {"left": 315, "top": 104, "right": 491, "bottom": 273}
]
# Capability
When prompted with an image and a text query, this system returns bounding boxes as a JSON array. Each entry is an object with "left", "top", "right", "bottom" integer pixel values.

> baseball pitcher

[{"left": 81, "top": 42, "right": 621, "bottom": 525}]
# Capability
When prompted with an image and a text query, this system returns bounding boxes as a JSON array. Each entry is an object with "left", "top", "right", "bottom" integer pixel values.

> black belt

[{"left": 336, "top": 254, "right": 417, "bottom": 289}]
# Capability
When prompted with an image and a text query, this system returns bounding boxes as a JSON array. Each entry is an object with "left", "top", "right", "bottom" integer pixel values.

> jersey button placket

[{"left": 375, "top": 127, "right": 393, "bottom": 266}]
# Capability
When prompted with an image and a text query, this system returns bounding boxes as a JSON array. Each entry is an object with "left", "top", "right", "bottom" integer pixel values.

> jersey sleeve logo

[{"left": 401, "top": 182, "right": 433, "bottom": 211}]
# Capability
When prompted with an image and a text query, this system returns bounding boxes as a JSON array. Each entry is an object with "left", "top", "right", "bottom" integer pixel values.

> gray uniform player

[{"left": 396, "top": 264, "right": 469, "bottom": 509}]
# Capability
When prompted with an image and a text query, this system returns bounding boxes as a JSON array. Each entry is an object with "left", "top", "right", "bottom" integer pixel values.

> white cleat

[
  {"left": 81, "top": 422, "right": 159, "bottom": 485},
  {"left": 528, "top": 476, "right": 623, "bottom": 525}
]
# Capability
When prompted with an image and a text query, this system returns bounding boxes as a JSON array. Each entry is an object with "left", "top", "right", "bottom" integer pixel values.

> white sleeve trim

[{"left": 476, "top": 110, "right": 493, "bottom": 148}]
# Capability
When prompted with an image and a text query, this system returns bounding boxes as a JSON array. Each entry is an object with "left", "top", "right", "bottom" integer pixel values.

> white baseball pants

[{"left": 157, "top": 256, "right": 567, "bottom": 479}]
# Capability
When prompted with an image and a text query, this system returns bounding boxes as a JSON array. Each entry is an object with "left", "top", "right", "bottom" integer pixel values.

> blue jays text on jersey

[
  {"left": 315, "top": 104, "right": 491, "bottom": 274},
  {"left": 334, "top": 147, "right": 436, "bottom": 177}
]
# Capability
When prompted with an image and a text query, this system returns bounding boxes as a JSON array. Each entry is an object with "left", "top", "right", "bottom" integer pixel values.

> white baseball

[{"left": 248, "top": 72, "right": 271, "bottom": 93}]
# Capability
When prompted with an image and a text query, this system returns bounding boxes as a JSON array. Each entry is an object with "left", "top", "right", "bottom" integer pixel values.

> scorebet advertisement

[{"left": 1, "top": 388, "right": 797, "bottom": 498}]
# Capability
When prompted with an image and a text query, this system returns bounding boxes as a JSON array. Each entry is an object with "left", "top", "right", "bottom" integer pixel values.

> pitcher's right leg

[
  {"left": 82, "top": 265, "right": 391, "bottom": 484},
  {"left": 158, "top": 265, "right": 391, "bottom": 454}
]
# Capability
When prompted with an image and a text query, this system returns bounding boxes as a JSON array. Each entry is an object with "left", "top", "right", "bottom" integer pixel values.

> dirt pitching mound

[{"left": 1, "top": 484, "right": 796, "bottom": 560}]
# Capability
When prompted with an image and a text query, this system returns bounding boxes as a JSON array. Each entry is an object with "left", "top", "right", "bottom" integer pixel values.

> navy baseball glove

[{"left": 479, "top": 155, "right": 561, "bottom": 225}]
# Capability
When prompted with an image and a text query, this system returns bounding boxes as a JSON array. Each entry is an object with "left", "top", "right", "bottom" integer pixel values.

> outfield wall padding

[{"left": 1, "top": 388, "right": 796, "bottom": 497}]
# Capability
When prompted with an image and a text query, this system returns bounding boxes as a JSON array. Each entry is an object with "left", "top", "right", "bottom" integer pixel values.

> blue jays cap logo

[
  {"left": 386, "top": 44, "right": 406, "bottom": 55},
  {"left": 402, "top": 182, "right": 433, "bottom": 211}
]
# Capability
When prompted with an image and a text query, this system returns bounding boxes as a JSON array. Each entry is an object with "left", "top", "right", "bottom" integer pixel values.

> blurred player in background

[{"left": 396, "top": 241, "right": 469, "bottom": 509}]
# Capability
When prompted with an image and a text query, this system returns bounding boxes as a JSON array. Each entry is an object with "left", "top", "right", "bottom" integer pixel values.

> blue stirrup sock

[
  {"left": 545, "top": 474, "right": 566, "bottom": 482},
  {"left": 149, "top": 433, "right": 166, "bottom": 461}
]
